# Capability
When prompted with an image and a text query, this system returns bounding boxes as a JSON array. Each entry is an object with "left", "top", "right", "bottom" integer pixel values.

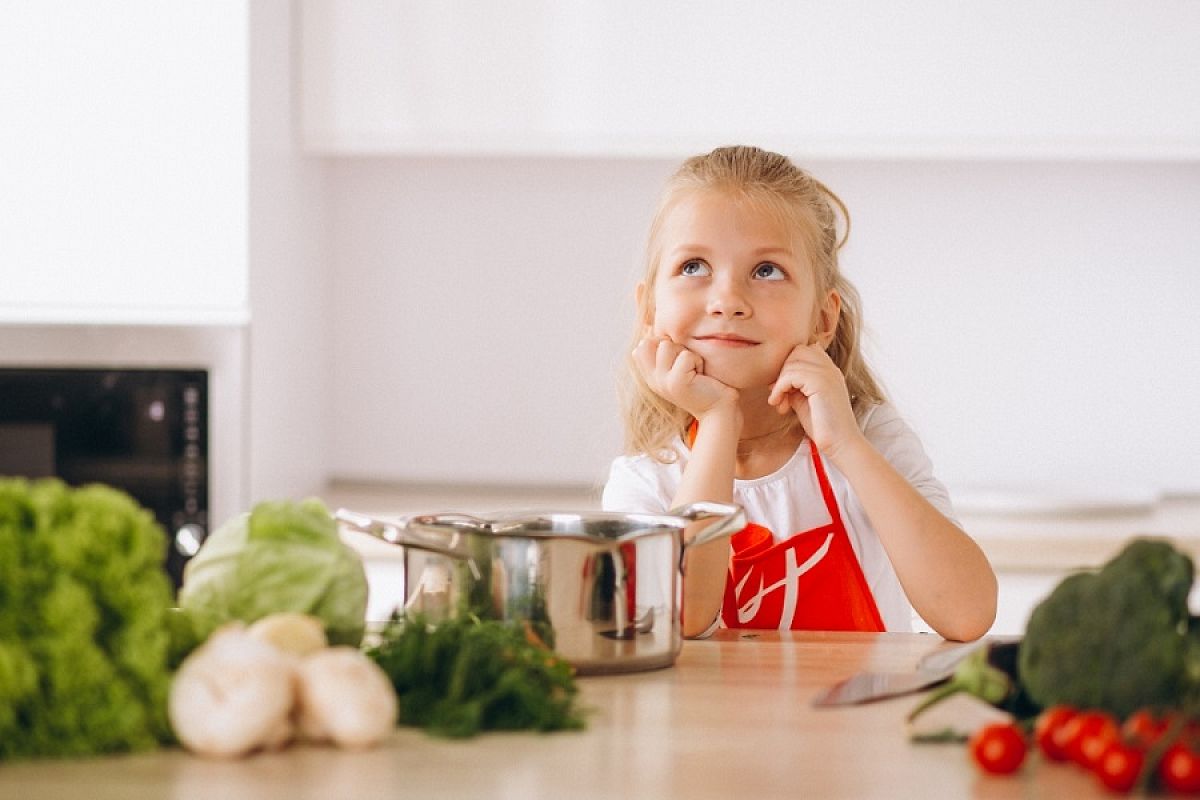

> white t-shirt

[{"left": 601, "top": 402, "right": 960, "bottom": 633}]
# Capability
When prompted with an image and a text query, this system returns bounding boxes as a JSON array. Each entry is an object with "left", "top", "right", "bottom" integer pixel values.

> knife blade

[
  {"left": 810, "top": 639, "right": 993, "bottom": 708},
  {"left": 810, "top": 665, "right": 957, "bottom": 707}
]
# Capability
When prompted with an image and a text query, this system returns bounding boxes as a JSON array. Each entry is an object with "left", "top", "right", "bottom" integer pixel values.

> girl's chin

[
  {"left": 702, "top": 357, "right": 785, "bottom": 387},
  {"left": 702, "top": 369, "right": 775, "bottom": 394}
]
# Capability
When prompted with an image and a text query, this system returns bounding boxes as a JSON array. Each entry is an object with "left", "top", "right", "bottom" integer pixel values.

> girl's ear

[{"left": 815, "top": 290, "right": 842, "bottom": 347}]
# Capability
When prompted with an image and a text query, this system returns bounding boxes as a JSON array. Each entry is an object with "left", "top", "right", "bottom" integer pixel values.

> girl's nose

[{"left": 706, "top": 278, "right": 750, "bottom": 318}]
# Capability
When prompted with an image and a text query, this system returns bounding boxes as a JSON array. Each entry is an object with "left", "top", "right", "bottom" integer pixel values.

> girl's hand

[
  {"left": 767, "top": 343, "right": 863, "bottom": 457},
  {"left": 632, "top": 335, "right": 738, "bottom": 421}
]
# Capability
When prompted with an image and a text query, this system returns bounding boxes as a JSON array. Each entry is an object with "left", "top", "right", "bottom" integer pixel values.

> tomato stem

[{"left": 1135, "top": 709, "right": 1192, "bottom": 794}]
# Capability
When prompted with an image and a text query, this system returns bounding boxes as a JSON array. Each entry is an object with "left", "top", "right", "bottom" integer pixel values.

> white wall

[
  {"left": 819, "top": 160, "right": 1200, "bottom": 500},
  {"left": 328, "top": 158, "right": 1200, "bottom": 499},
  {"left": 328, "top": 157, "right": 663, "bottom": 489},
  {"left": 246, "top": 0, "right": 332, "bottom": 502}
]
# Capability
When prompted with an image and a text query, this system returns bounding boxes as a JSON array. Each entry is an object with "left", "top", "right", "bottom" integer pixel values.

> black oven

[{"left": 0, "top": 367, "right": 208, "bottom": 587}]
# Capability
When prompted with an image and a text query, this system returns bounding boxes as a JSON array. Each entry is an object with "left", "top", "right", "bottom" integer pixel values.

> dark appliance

[{"left": 0, "top": 367, "right": 208, "bottom": 588}]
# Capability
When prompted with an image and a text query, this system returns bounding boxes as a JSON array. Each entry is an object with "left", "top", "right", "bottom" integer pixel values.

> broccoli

[
  {"left": 1017, "top": 537, "right": 1200, "bottom": 719},
  {"left": 0, "top": 477, "right": 175, "bottom": 759}
]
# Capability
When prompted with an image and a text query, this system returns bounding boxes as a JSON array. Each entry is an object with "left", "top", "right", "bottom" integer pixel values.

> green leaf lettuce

[{"left": 0, "top": 478, "right": 174, "bottom": 760}]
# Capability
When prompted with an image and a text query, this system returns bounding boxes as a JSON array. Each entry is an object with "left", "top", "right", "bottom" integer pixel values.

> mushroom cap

[
  {"left": 168, "top": 624, "right": 297, "bottom": 758},
  {"left": 295, "top": 646, "right": 398, "bottom": 748},
  {"left": 248, "top": 612, "right": 328, "bottom": 657}
]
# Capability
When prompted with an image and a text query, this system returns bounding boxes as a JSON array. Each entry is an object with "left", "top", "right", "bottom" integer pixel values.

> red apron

[{"left": 715, "top": 436, "right": 886, "bottom": 632}]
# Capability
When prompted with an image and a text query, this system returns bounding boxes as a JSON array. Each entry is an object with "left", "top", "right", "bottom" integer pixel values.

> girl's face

[{"left": 640, "top": 189, "right": 838, "bottom": 392}]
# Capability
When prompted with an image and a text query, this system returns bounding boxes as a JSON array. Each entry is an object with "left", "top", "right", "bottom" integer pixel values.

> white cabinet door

[
  {"left": 299, "top": 1, "right": 1200, "bottom": 160},
  {"left": 0, "top": 2, "right": 249, "bottom": 325}
]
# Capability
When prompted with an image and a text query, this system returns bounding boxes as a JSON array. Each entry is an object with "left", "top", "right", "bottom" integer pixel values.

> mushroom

[
  {"left": 168, "top": 623, "right": 297, "bottom": 758},
  {"left": 247, "top": 612, "right": 328, "bottom": 656},
  {"left": 295, "top": 646, "right": 398, "bottom": 749}
]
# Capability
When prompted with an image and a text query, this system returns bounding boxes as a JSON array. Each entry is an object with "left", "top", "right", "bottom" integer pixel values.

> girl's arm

[
  {"left": 671, "top": 402, "right": 740, "bottom": 637},
  {"left": 632, "top": 335, "right": 741, "bottom": 637},
  {"left": 827, "top": 437, "right": 997, "bottom": 641},
  {"left": 771, "top": 344, "right": 997, "bottom": 642}
]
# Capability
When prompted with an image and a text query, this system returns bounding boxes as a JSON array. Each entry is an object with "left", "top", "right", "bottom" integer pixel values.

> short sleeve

[
  {"left": 860, "top": 404, "right": 961, "bottom": 528},
  {"left": 601, "top": 455, "right": 672, "bottom": 514}
]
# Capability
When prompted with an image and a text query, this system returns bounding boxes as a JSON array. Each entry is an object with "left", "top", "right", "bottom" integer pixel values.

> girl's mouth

[{"left": 694, "top": 334, "right": 759, "bottom": 348}]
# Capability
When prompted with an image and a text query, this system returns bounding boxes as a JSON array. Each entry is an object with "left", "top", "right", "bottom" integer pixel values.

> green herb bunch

[{"left": 367, "top": 614, "right": 586, "bottom": 738}]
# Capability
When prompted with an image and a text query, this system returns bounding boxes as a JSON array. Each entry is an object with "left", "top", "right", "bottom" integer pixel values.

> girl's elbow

[
  {"left": 949, "top": 563, "right": 999, "bottom": 640},
  {"left": 938, "top": 591, "right": 998, "bottom": 642},
  {"left": 940, "top": 613, "right": 994, "bottom": 643},
  {"left": 681, "top": 614, "right": 719, "bottom": 640}
]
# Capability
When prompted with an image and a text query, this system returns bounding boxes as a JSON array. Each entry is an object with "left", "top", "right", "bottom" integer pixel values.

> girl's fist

[
  {"left": 633, "top": 335, "right": 737, "bottom": 420},
  {"left": 767, "top": 343, "right": 859, "bottom": 454}
]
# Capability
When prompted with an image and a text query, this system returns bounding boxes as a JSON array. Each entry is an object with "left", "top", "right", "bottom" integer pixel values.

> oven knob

[{"left": 174, "top": 523, "right": 207, "bottom": 557}]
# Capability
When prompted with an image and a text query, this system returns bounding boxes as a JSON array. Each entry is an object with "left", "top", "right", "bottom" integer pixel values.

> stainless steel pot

[{"left": 335, "top": 503, "right": 744, "bottom": 675}]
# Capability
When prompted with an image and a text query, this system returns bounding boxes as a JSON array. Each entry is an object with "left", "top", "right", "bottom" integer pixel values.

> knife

[{"left": 810, "top": 639, "right": 992, "bottom": 708}]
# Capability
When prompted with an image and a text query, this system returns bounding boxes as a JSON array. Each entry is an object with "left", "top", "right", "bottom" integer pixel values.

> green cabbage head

[{"left": 177, "top": 498, "right": 368, "bottom": 649}]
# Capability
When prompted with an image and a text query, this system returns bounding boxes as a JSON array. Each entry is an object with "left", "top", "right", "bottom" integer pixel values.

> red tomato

[
  {"left": 970, "top": 722, "right": 1028, "bottom": 775},
  {"left": 1095, "top": 740, "right": 1145, "bottom": 794},
  {"left": 1121, "top": 709, "right": 1170, "bottom": 749},
  {"left": 1064, "top": 710, "right": 1120, "bottom": 768},
  {"left": 1035, "top": 705, "right": 1078, "bottom": 762},
  {"left": 1160, "top": 742, "right": 1200, "bottom": 794}
]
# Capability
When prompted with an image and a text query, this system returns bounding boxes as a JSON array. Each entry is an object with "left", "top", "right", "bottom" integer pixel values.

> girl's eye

[
  {"left": 753, "top": 262, "right": 786, "bottom": 281},
  {"left": 680, "top": 260, "right": 711, "bottom": 277}
]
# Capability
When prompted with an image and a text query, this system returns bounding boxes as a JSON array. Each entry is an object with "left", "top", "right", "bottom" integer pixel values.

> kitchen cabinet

[
  {"left": 299, "top": 1, "right": 1200, "bottom": 160},
  {"left": 0, "top": 2, "right": 249, "bottom": 326}
]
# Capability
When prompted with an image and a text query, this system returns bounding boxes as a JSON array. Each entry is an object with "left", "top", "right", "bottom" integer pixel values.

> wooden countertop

[{"left": 0, "top": 631, "right": 1112, "bottom": 799}]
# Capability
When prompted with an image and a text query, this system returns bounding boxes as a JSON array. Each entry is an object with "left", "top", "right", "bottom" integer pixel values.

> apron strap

[{"left": 807, "top": 438, "right": 842, "bottom": 527}]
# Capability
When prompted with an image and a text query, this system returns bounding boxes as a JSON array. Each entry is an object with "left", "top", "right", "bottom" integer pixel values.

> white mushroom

[
  {"left": 168, "top": 623, "right": 297, "bottom": 758},
  {"left": 295, "top": 646, "right": 398, "bottom": 749},
  {"left": 247, "top": 612, "right": 328, "bottom": 657}
]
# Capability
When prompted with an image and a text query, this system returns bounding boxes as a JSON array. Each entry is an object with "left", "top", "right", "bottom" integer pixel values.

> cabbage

[{"left": 178, "top": 499, "right": 368, "bottom": 649}]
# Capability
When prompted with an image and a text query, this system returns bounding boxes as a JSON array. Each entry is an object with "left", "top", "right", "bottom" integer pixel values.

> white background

[
  {"left": 2, "top": 2, "right": 1198, "bottom": 508},
  {"left": 326, "top": 157, "right": 1200, "bottom": 499}
]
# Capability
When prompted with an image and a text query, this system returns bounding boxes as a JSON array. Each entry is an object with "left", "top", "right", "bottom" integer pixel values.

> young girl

[{"left": 602, "top": 145, "right": 997, "bottom": 642}]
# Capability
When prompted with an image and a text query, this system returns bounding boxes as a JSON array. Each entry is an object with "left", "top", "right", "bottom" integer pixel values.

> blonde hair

[{"left": 620, "top": 145, "right": 885, "bottom": 461}]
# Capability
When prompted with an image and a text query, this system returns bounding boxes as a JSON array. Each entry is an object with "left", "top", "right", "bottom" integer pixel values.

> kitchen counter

[
  {"left": 961, "top": 495, "right": 1200, "bottom": 571},
  {"left": 0, "top": 631, "right": 1114, "bottom": 799}
]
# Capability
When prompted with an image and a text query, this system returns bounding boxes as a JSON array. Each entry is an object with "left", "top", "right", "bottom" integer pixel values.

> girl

[{"left": 602, "top": 146, "right": 997, "bottom": 642}]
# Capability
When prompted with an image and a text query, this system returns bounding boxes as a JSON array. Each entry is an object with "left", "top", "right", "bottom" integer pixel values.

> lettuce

[
  {"left": 177, "top": 498, "right": 368, "bottom": 649},
  {"left": 0, "top": 478, "right": 175, "bottom": 759}
]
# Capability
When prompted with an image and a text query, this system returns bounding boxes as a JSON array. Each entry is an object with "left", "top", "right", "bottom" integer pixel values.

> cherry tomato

[
  {"left": 1064, "top": 710, "right": 1120, "bottom": 768},
  {"left": 1035, "top": 705, "right": 1078, "bottom": 762},
  {"left": 970, "top": 722, "right": 1028, "bottom": 775},
  {"left": 1095, "top": 740, "right": 1145, "bottom": 794},
  {"left": 1160, "top": 741, "right": 1200, "bottom": 794},
  {"left": 1122, "top": 709, "right": 1170, "bottom": 749}
]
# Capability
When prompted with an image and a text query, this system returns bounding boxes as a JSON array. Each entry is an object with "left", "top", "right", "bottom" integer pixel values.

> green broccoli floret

[
  {"left": 0, "top": 477, "right": 175, "bottom": 759},
  {"left": 1017, "top": 538, "right": 1197, "bottom": 719}
]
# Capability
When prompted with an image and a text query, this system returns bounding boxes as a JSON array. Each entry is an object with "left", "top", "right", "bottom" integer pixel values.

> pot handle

[
  {"left": 668, "top": 501, "right": 746, "bottom": 572},
  {"left": 334, "top": 508, "right": 482, "bottom": 579}
]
